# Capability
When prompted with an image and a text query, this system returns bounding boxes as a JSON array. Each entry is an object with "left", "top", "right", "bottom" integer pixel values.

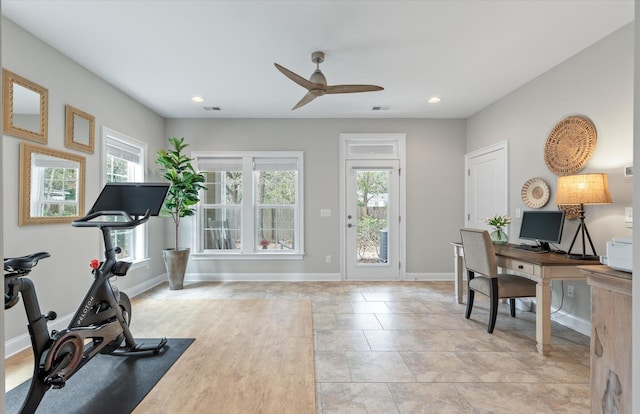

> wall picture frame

[
  {"left": 2, "top": 68, "right": 49, "bottom": 144},
  {"left": 65, "top": 104, "right": 95, "bottom": 154}
]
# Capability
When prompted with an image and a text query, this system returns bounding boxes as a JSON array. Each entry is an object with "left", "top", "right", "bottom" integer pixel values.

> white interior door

[
  {"left": 465, "top": 141, "right": 508, "bottom": 229},
  {"left": 345, "top": 159, "right": 400, "bottom": 280}
]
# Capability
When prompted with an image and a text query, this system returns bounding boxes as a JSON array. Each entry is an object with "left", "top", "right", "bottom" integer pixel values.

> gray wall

[
  {"left": 165, "top": 118, "right": 466, "bottom": 278},
  {"left": 2, "top": 17, "right": 167, "bottom": 343},
  {"left": 467, "top": 23, "right": 634, "bottom": 330}
]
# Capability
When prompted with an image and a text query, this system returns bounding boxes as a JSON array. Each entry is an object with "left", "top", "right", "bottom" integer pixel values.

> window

[
  {"left": 102, "top": 127, "right": 146, "bottom": 261},
  {"left": 194, "top": 152, "right": 303, "bottom": 256},
  {"left": 30, "top": 154, "right": 80, "bottom": 217}
]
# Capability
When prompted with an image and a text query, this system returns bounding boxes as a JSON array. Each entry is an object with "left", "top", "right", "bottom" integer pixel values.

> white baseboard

[
  {"left": 529, "top": 299, "right": 591, "bottom": 337},
  {"left": 404, "top": 272, "right": 454, "bottom": 281},
  {"left": 185, "top": 272, "right": 342, "bottom": 282},
  {"left": 550, "top": 307, "right": 591, "bottom": 337},
  {"left": 187, "top": 273, "right": 453, "bottom": 282},
  {"left": 123, "top": 274, "right": 167, "bottom": 297}
]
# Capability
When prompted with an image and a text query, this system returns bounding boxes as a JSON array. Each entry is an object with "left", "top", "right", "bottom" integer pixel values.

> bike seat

[{"left": 4, "top": 252, "right": 50, "bottom": 274}]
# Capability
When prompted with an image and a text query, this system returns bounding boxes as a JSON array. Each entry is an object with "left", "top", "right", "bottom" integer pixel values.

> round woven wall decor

[
  {"left": 558, "top": 204, "right": 581, "bottom": 220},
  {"left": 544, "top": 116, "right": 596, "bottom": 176},
  {"left": 521, "top": 177, "right": 550, "bottom": 208}
]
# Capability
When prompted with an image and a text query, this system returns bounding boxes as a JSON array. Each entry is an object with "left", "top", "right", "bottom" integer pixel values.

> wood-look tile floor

[{"left": 6, "top": 281, "right": 590, "bottom": 413}]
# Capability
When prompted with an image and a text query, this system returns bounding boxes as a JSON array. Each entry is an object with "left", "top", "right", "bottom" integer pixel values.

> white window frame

[
  {"left": 101, "top": 126, "right": 149, "bottom": 267},
  {"left": 192, "top": 151, "right": 304, "bottom": 260},
  {"left": 30, "top": 155, "right": 81, "bottom": 217}
]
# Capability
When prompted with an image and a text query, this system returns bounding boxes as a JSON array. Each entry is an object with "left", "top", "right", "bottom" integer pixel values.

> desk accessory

[{"left": 554, "top": 173, "right": 612, "bottom": 260}]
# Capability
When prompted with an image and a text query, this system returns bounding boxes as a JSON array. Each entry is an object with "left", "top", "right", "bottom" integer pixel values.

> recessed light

[
  {"left": 191, "top": 96, "right": 205, "bottom": 103},
  {"left": 428, "top": 96, "right": 441, "bottom": 104}
]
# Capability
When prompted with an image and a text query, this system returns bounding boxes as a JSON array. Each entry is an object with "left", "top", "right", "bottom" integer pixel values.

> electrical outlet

[
  {"left": 567, "top": 284, "right": 575, "bottom": 298},
  {"left": 325, "top": 255, "right": 332, "bottom": 264}
]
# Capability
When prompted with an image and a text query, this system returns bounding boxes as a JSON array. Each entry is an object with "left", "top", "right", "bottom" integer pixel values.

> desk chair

[{"left": 460, "top": 228, "right": 536, "bottom": 333}]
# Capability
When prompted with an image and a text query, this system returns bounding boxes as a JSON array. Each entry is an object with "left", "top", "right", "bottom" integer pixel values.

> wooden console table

[
  {"left": 580, "top": 265, "right": 632, "bottom": 414},
  {"left": 451, "top": 242, "right": 598, "bottom": 355}
]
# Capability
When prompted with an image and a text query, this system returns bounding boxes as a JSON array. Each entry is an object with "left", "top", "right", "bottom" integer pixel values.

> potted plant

[
  {"left": 259, "top": 239, "right": 270, "bottom": 249},
  {"left": 485, "top": 214, "right": 511, "bottom": 245},
  {"left": 156, "top": 136, "right": 206, "bottom": 289}
]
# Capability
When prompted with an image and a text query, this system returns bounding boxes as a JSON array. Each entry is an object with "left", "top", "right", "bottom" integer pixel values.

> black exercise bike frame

[{"left": 4, "top": 209, "right": 166, "bottom": 414}]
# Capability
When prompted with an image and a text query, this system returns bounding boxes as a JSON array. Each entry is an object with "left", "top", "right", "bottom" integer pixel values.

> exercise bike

[{"left": 4, "top": 182, "right": 170, "bottom": 414}]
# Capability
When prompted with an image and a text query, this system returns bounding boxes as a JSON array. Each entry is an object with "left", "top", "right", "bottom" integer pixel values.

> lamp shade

[{"left": 554, "top": 173, "right": 612, "bottom": 205}]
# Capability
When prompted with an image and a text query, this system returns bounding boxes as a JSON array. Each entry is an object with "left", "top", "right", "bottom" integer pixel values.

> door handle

[{"left": 347, "top": 223, "right": 353, "bottom": 228}]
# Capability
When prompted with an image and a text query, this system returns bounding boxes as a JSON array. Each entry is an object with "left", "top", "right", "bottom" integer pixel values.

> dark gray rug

[{"left": 6, "top": 338, "right": 194, "bottom": 414}]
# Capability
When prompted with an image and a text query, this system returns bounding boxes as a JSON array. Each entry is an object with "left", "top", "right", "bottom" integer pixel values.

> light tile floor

[{"left": 138, "top": 280, "right": 590, "bottom": 413}]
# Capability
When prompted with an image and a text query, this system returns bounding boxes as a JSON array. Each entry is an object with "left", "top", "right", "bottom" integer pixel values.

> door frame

[{"left": 339, "top": 133, "right": 406, "bottom": 280}]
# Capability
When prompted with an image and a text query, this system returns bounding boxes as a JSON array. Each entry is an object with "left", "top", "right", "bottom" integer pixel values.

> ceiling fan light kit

[{"left": 274, "top": 51, "right": 384, "bottom": 110}]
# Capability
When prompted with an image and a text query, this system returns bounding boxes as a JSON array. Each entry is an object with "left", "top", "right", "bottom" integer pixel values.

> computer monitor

[
  {"left": 518, "top": 210, "right": 565, "bottom": 251},
  {"left": 89, "top": 182, "right": 170, "bottom": 217}
]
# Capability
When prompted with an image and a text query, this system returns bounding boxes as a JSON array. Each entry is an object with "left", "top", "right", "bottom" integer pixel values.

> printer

[{"left": 604, "top": 238, "right": 633, "bottom": 273}]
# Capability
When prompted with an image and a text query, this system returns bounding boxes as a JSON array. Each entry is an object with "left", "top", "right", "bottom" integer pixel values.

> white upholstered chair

[{"left": 460, "top": 228, "right": 537, "bottom": 333}]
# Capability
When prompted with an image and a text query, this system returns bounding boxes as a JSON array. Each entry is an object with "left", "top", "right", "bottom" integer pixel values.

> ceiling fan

[{"left": 274, "top": 51, "right": 384, "bottom": 110}]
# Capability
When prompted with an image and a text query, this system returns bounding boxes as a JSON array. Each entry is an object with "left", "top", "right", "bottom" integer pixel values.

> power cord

[{"left": 551, "top": 280, "right": 565, "bottom": 315}]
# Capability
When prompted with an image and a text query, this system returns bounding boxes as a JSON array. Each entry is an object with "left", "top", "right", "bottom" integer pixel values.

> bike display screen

[{"left": 89, "top": 182, "right": 170, "bottom": 216}]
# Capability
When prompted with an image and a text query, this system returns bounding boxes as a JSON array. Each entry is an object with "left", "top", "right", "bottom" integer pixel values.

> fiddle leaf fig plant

[{"left": 156, "top": 137, "right": 206, "bottom": 251}]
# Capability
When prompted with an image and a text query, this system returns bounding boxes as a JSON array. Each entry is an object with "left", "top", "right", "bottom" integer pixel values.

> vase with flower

[
  {"left": 485, "top": 214, "right": 511, "bottom": 244},
  {"left": 259, "top": 239, "right": 270, "bottom": 249}
]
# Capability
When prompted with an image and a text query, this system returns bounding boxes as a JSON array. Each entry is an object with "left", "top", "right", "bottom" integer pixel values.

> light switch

[
  {"left": 515, "top": 208, "right": 521, "bottom": 219},
  {"left": 320, "top": 209, "right": 331, "bottom": 217},
  {"left": 625, "top": 207, "right": 633, "bottom": 223}
]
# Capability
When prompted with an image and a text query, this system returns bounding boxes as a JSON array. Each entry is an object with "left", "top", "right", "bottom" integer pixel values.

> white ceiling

[{"left": 2, "top": 0, "right": 634, "bottom": 119}]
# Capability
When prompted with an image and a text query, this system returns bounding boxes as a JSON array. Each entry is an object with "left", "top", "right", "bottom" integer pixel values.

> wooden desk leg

[
  {"left": 536, "top": 280, "right": 552, "bottom": 355},
  {"left": 452, "top": 245, "right": 464, "bottom": 304}
]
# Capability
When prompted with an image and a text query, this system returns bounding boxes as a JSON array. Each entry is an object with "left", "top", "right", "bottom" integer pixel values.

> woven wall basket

[
  {"left": 544, "top": 116, "right": 597, "bottom": 176},
  {"left": 558, "top": 204, "right": 581, "bottom": 220}
]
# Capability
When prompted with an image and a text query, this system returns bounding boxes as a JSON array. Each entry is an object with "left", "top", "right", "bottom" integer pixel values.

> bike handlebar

[{"left": 71, "top": 209, "right": 151, "bottom": 229}]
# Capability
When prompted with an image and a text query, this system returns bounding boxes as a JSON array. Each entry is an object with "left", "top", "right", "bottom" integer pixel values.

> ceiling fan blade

[
  {"left": 274, "top": 63, "right": 317, "bottom": 91},
  {"left": 291, "top": 92, "right": 317, "bottom": 110},
  {"left": 326, "top": 84, "right": 384, "bottom": 94}
]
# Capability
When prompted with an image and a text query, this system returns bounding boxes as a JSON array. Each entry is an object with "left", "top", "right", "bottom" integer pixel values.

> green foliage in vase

[
  {"left": 156, "top": 136, "right": 206, "bottom": 251},
  {"left": 485, "top": 214, "right": 511, "bottom": 229}
]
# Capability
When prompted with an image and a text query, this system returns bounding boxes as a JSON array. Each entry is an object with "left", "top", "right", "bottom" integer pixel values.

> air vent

[
  {"left": 203, "top": 106, "right": 222, "bottom": 111},
  {"left": 371, "top": 105, "right": 391, "bottom": 111}
]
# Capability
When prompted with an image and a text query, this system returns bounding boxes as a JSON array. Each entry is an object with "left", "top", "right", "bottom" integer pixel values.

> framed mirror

[
  {"left": 2, "top": 69, "right": 48, "bottom": 144},
  {"left": 65, "top": 105, "right": 95, "bottom": 153},
  {"left": 20, "top": 142, "right": 85, "bottom": 225}
]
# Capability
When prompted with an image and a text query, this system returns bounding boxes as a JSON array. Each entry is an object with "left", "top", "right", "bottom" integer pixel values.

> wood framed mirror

[
  {"left": 65, "top": 105, "right": 95, "bottom": 153},
  {"left": 20, "top": 142, "right": 85, "bottom": 225},
  {"left": 2, "top": 69, "right": 48, "bottom": 144}
]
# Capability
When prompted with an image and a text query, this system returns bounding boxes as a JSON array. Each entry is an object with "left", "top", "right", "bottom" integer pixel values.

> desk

[{"left": 451, "top": 242, "right": 598, "bottom": 355}]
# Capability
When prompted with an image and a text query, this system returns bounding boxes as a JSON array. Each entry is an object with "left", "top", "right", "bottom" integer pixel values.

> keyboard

[{"left": 514, "top": 245, "right": 547, "bottom": 254}]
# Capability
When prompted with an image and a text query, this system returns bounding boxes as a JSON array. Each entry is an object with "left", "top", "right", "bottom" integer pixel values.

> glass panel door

[{"left": 345, "top": 160, "right": 399, "bottom": 280}]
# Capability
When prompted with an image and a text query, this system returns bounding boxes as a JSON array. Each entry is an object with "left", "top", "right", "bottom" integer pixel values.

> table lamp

[{"left": 554, "top": 173, "right": 612, "bottom": 260}]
